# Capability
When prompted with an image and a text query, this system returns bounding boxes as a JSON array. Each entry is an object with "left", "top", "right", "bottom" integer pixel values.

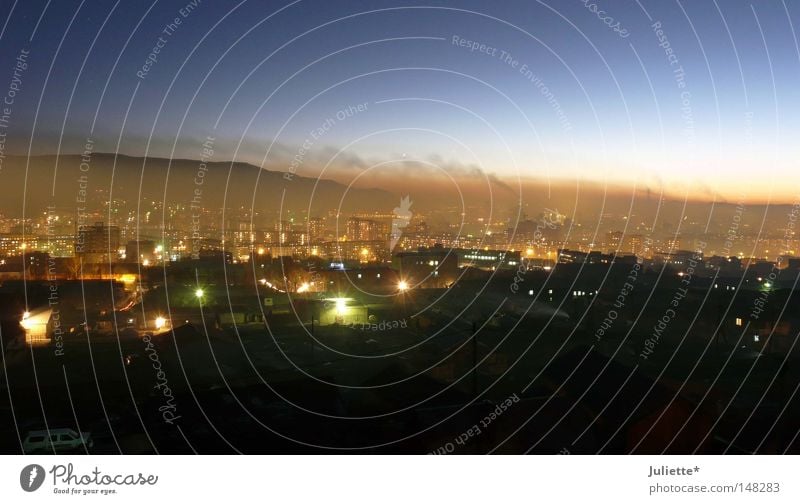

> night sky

[{"left": 1, "top": 0, "right": 798, "bottom": 201}]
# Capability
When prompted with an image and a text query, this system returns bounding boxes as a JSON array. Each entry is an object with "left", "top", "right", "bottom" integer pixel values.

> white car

[{"left": 22, "top": 428, "right": 93, "bottom": 453}]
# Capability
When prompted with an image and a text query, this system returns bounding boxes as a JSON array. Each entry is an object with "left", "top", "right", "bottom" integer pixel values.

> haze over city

[{"left": 1, "top": 1, "right": 799, "bottom": 202}]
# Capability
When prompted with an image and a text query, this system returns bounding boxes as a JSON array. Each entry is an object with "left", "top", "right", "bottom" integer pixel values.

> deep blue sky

[{"left": 1, "top": 0, "right": 798, "bottom": 200}]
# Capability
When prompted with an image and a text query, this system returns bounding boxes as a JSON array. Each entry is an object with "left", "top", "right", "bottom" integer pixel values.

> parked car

[{"left": 22, "top": 428, "right": 93, "bottom": 453}]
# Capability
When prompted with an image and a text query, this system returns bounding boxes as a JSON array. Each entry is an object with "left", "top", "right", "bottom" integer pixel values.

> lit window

[{"left": 735, "top": 317, "right": 743, "bottom": 326}]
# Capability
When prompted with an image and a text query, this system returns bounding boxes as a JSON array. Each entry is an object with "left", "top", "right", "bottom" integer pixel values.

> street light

[
  {"left": 155, "top": 316, "right": 167, "bottom": 329},
  {"left": 195, "top": 288, "right": 204, "bottom": 299},
  {"left": 21, "top": 311, "right": 32, "bottom": 330},
  {"left": 398, "top": 280, "right": 409, "bottom": 291}
]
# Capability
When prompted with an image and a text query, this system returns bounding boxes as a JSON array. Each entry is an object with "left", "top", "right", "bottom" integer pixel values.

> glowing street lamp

[
  {"left": 398, "top": 280, "right": 409, "bottom": 292},
  {"left": 195, "top": 288, "right": 205, "bottom": 299},
  {"left": 155, "top": 316, "right": 167, "bottom": 329},
  {"left": 20, "top": 311, "right": 32, "bottom": 330},
  {"left": 335, "top": 298, "right": 347, "bottom": 315}
]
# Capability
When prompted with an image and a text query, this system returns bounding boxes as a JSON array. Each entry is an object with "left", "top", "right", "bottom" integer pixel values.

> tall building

[
  {"left": 276, "top": 220, "right": 291, "bottom": 245},
  {"left": 663, "top": 235, "right": 681, "bottom": 252},
  {"left": 38, "top": 235, "right": 76, "bottom": 257},
  {"left": 308, "top": 217, "right": 324, "bottom": 243},
  {"left": 0, "top": 234, "right": 33, "bottom": 257},
  {"left": 624, "top": 234, "right": 646, "bottom": 256},
  {"left": 346, "top": 217, "right": 382, "bottom": 242},
  {"left": 76, "top": 222, "right": 120, "bottom": 264},
  {"left": 607, "top": 232, "right": 646, "bottom": 256},
  {"left": 606, "top": 231, "right": 623, "bottom": 252}
]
